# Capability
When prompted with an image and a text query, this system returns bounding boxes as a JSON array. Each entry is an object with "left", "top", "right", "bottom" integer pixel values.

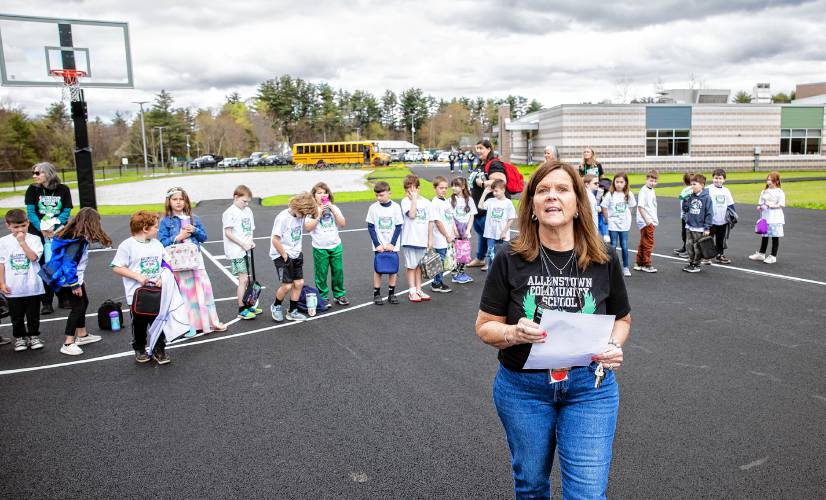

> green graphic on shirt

[
  {"left": 10, "top": 254, "right": 30, "bottom": 273},
  {"left": 38, "top": 195, "right": 62, "bottom": 218},
  {"left": 491, "top": 207, "right": 505, "bottom": 220},
  {"left": 319, "top": 213, "right": 334, "bottom": 228},
  {"left": 139, "top": 256, "right": 160, "bottom": 277},
  {"left": 415, "top": 208, "right": 427, "bottom": 221},
  {"left": 523, "top": 291, "right": 537, "bottom": 320},
  {"left": 241, "top": 218, "right": 252, "bottom": 236},
  {"left": 377, "top": 216, "right": 393, "bottom": 230},
  {"left": 715, "top": 195, "right": 726, "bottom": 205},
  {"left": 290, "top": 225, "right": 302, "bottom": 242},
  {"left": 579, "top": 292, "right": 596, "bottom": 314}
]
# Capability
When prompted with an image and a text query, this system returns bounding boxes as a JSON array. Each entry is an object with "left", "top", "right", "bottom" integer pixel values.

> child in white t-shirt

[
  {"left": 634, "top": 170, "right": 659, "bottom": 273},
  {"left": 429, "top": 176, "right": 455, "bottom": 294},
  {"left": 480, "top": 179, "right": 517, "bottom": 269},
  {"left": 0, "top": 209, "right": 45, "bottom": 352},
  {"left": 449, "top": 176, "right": 477, "bottom": 284},
  {"left": 708, "top": 168, "right": 736, "bottom": 264},
  {"left": 222, "top": 185, "right": 258, "bottom": 320},
  {"left": 111, "top": 210, "right": 171, "bottom": 364},
  {"left": 305, "top": 182, "right": 349, "bottom": 306},
  {"left": 270, "top": 192, "right": 317, "bottom": 322},
  {"left": 400, "top": 174, "right": 434, "bottom": 302},
  {"left": 366, "top": 181, "right": 404, "bottom": 305},
  {"left": 749, "top": 171, "right": 786, "bottom": 264},
  {"left": 601, "top": 173, "right": 637, "bottom": 277}
]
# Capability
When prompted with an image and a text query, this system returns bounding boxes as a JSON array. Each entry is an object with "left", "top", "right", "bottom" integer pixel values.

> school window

[
  {"left": 646, "top": 129, "right": 690, "bottom": 156},
  {"left": 346, "top": 144, "right": 352, "bottom": 153},
  {"left": 780, "top": 128, "right": 821, "bottom": 155}
]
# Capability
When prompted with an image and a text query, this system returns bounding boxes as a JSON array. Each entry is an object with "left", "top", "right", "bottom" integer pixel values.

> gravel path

[{"left": 0, "top": 170, "right": 371, "bottom": 207}]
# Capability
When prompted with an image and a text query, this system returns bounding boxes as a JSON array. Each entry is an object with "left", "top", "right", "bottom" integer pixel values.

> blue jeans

[
  {"left": 432, "top": 247, "right": 447, "bottom": 285},
  {"left": 609, "top": 230, "right": 629, "bottom": 268},
  {"left": 486, "top": 238, "right": 504, "bottom": 268},
  {"left": 597, "top": 212, "right": 609, "bottom": 237},
  {"left": 493, "top": 364, "right": 619, "bottom": 500},
  {"left": 473, "top": 214, "right": 488, "bottom": 260}
]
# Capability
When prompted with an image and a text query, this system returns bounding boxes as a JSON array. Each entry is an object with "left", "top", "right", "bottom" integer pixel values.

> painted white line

[
  {"left": 200, "top": 245, "right": 238, "bottom": 285},
  {"left": 0, "top": 281, "right": 431, "bottom": 376},
  {"left": 203, "top": 227, "right": 369, "bottom": 245}
]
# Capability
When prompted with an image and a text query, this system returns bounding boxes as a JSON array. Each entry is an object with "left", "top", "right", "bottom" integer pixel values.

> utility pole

[
  {"left": 154, "top": 126, "right": 166, "bottom": 169},
  {"left": 132, "top": 101, "right": 149, "bottom": 171},
  {"left": 411, "top": 116, "right": 415, "bottom": 146},
  {"left": 186, "top": 134, "right": 191, "bottom": 161}
]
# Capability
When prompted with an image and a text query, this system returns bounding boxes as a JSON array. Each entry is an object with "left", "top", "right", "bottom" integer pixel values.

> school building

[{"left": 496, "top": 101, "right": 826, "bottom": 172}]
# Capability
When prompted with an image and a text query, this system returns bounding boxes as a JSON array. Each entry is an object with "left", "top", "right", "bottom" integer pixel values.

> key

[{"left": 594, "top": 363, "right": 605, "bottom": 389}]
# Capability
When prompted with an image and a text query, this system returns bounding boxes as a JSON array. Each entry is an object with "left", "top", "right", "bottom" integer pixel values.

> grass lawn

[{"left": 656, "top": 180, "right": 826, "bottom": 210}]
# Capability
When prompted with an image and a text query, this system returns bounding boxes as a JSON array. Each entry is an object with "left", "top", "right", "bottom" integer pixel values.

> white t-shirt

[
  {"left": 587, "top": 190, "right": 599, "bottom": 227},
  {"left": 708, "top": 185, "right": 735, "bottom": 226},
  {"left": 365, "top": 201, "right": 404, "bottom": 252},
  {"left": 601, "top": 191, "right": 637, "bottom": 232},
  {"left": 111, "top": 238, "right": 165, "bottom": 305},
  {"left": 450, "top": 195, "right": 478, "bottom": 225},
  {"left": 0, "top": 234, "right": 44, "bottom": 297},
  {"left": 483, "top": 197, "right": 517, "bottom": 241},
  {"left": 759, "top": 188, "right": 785, "bottom": 225},
  {"left": 400, "top": 196, "right": 434, "bottom": 248},
  {"left": 430, "top": 197, "right": 455, "bottom": 249},
  {"left": 270, "top": 209, "right": 305, "bottom": 260},
  {"left": 306, "top": 205, "right": 342, "bottom": 250},
  {"left": 222, "top": 204, "right": 255, "bottom": 260},
  {"left": 636, "top": 185, "right": 659, "bottom": 229}
]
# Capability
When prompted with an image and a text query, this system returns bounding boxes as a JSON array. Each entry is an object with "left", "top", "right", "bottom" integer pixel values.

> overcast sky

[{"left": 2, "top": 0, "right": 826, "bottom": 121}]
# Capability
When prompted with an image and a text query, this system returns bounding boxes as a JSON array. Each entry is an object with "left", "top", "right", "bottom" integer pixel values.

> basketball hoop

[{"left": 49, "top": 69, "right": 87, "bottom": 102}]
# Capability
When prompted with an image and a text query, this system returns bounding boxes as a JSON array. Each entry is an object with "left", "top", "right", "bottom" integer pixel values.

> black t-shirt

[
  {"left": 470, "top": 158, "right": 507, "bottom": 214},
  {"left": 479, "top": 244, "right": 631, "bottom": 372},
  {"left": 579, "top": 162, "right": 604, "bottom": 178},
  {"left": 24, "top": 183, "right": 73, "bottom": 237}
]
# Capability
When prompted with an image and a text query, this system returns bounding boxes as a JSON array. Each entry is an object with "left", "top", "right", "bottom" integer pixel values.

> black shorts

[{"left": 273, "top": 253, "right": 304, "bottom": 283}]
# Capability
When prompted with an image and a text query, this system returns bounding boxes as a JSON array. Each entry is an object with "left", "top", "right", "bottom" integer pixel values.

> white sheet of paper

[{"left": 523, "top": 310, "right": 615, "bottom": 369}]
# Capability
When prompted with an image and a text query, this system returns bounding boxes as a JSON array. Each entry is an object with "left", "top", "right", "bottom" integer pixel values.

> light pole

[
  {"left": 154, "top": 126, "right": 167, "bottom": 169},
  {"left": 186, "top": 134, "right": 191, "bottom": 161},
  {"left": 411, "top": 116, "right": 415, "bottom": 146},
  {"left": 132, "top": 101, "right": 149, "bottom": 171}
]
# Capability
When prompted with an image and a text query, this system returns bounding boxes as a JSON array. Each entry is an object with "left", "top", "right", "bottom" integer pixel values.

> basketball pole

[{"left": 58, "top": 23, "right": 97, "bottom": 209}]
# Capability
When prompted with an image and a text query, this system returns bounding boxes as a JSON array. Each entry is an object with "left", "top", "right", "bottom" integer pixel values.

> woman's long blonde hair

[{"left": 511, "top": 160, "right": 609, "bottom": 269}]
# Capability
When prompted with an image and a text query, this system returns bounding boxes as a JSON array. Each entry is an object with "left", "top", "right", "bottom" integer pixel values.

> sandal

[
  {"left": 417, "top": 289, "right": 431, "bottom": 301},
  {"left": 408, "top": 291, "right": 422, "bottom": 302},
  {"left": 212, "top": 323, "right": 228, "bottom": 332}
]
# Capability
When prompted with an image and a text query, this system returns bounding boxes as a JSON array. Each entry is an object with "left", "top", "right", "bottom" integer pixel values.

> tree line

[{"left": 0, "top": 76, "right": 542, "bottom": 171}]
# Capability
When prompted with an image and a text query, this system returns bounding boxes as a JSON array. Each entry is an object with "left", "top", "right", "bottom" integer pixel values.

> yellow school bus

[{"left": 292, "top": 141, "right": 390, "bottom": 167}]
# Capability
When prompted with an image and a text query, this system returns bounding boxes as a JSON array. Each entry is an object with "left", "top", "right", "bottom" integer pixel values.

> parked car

[
  {"left": 404, "top": 151, "right": 423, "bottom": 162},
  {"left": 437, "top": 151, "right": 451, "bottom": 162},
  {"left": 237, "top": 157, "right": 251, "bottom": 167},
  {"left": 390, "top": 152, "right": 403, "bottom": 162},
  {"left": 218, "top": 157, "right": 238, "bottom": 168},
  {"left": 189, "top": 155, "right": 219, "bottom": 169}
]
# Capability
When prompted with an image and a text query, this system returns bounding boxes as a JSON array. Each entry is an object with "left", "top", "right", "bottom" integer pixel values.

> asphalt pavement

[{"left": 1, "top": 194, "right": 825, "bottom": 498}]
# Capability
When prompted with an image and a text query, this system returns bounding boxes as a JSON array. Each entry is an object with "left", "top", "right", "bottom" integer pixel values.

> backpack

[
  {"left": 296, "top": 285, "right": 330, "bottom": 314},
  {"left": 485, "top": 159, "right": 524, "bottom": 195},
  {"left": 97, "top": 299, "right": 124, "bottom": 330}
]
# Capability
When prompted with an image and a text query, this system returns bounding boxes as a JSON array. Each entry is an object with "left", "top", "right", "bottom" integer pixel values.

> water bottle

[
  {"left": 306, "top": 292, "right": 317, "bottom": 317},
  {"left": 109, "top": 310, "right": 121, "bottom": 332}
]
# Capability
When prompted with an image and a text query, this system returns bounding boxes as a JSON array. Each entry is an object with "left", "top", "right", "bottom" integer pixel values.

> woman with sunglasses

[{"left": 24, "top": 162, "right": 73, "bottom": 315}]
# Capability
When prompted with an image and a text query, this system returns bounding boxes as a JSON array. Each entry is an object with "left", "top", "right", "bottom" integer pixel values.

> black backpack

[{"left": 98, "top": 299, "right": 124, "bottom": 330}]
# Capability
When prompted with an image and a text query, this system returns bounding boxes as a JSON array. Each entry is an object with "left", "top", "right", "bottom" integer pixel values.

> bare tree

[{"left": 613, "top": 74, "right": 633, "bottom": 104}]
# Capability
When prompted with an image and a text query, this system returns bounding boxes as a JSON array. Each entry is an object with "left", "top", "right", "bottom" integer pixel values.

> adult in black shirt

[
  {"left": 475, "top": 160, "right": 631, "bottom": 498},
  {"left": 578, "top": 147, "right": 604, "bottom": 179},
  {"left": 467, "top": 139, "right": 507, "bottom": 269},
  {"left": 24, "top": 162, "right": 73, "bottom": 314}
]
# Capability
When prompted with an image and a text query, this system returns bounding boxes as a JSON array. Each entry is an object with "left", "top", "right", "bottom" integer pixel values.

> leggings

[
  {"left": 58, "top": 284, "right": 89, "bottom": 337},
  {"left": 759, "top": 237, "right": 780, "bottom": 257},
  {"left": 712, "top": 224, "right": 728, "bottom": 256}
]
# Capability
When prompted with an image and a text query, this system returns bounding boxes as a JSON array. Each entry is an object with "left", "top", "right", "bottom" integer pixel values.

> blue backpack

[{"left": 296, "top": 285, "right": 330, "bottom": 314}]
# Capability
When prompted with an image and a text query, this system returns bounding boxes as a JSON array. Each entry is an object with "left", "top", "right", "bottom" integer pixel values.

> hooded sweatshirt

[{"left": 683, "top": 189, "right": 713, "bottom": 231}]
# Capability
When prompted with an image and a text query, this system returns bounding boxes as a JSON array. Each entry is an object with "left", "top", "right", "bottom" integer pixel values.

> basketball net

[{"left": 49, "top": 69, "right": 86, "bottom": 103}]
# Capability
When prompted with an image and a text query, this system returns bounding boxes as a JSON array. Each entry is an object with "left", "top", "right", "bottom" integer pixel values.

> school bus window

[{"left": 297, "top": 146, "right": 304, "bottom": 154}]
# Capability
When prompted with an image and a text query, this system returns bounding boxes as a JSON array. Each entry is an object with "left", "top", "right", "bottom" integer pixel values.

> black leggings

[
  {"left": 712, "top": 224, "right": 728, "bottom": 256},
  {"left": 58, "top": 284, "right": 89, "bottom": 337},
  {"left": 759, "top": 237, "right": 780, "bottom": 257}
]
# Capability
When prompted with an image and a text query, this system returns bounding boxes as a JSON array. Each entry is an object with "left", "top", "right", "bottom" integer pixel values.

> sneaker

[
  {"left": 14, "top": 337, "right": 28, "bottom": 351},
  {"left": 763, "top": 255, "right": 777, "bottom": 264},
  {"left": 673, "top": 247, "right": 686, "bottom": 255},
  {"left": 249, "top": 306, "right": 263, "bottom": 315},
  {"left": 153, "top": 350, "right": 171, "bottom": 365},
  {"left": 285, "top": 309, "right": 308, "bottom": 321},
  {"left": 40, "top": 303, "right": 54, "bottom": 315},
  {"left": 373, "top": 295, "right": 384, "bottom": 306},
  {"left": 430, "top": 282, "right": 452, "bottom": 293},
  {"left": 641, "top": 266, "right": 658, "bottom": 273},
  {"left": 408, "top": 291, "right": 422, "bottom": 302},
  {"left": 748, "top": 252, "right": 766, "bottom": 261},
  {"left": 238, "top": 309, "right": 256, "bottom": 320},
  {"left": 677, "top": 251, "right": 689, "bottom": 259},
  {"left": 700, "top": 259, "right": 712, "bottom": 265},
  {"left": 623, "top": 267, "right": 631, "bottom": 277},
  {"left": 184, "top": 328, "right": 198, "bottom": 338},
  {"left": 334, "top": 296, "right": 350, "bottom": 306},
  {"left": 417, "top": 290, "right": 432, "bottom": 301},
  {"left": 60, "top": 343, "right": 83, "bottom": 356},
  {"left": 460, "top": 272, "right": 474, "bottom": 283},
  {"left": 75, "top": 334, "right": 102, "bottom": 346},
  {"left": 135, "top": 351, "right": 151, "bottom": 363},
  {"left": 0, "top": 335, "right": 10, "bottom": 345},
  {"left": 633, "top": 264, "right": 644, "bottom": 271},
  {"left": 684, "top": 264, "right": 702, "bottom": 273},
  {"left": 717, "top": 255, "right": 732, "bottom": 265},
  {"left": 28, "top": 336, "right": 44, "bottom": 350},
  {"left": 388, "top": 293, "right": 399, "bottom": 305},
  {"left": 270, "top": 304, "right": 284, "bottom": 322}
]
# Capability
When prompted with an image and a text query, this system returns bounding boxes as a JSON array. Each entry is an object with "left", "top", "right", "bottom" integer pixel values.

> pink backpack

[{"left": 454, "top": 239, "right": 471, "bottom": 264}]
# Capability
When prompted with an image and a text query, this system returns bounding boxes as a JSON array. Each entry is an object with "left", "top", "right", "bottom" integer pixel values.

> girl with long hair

[
  {"left": 600, "top": 173, "right": 636, "bottom": 276},
  {"left": 449, "top": 176, "right": 477, "bottom": 283}
]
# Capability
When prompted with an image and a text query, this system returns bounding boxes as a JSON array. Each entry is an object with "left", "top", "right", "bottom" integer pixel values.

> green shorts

[{"left": 230, "top": 257, "right": 249, "bottom": 276}]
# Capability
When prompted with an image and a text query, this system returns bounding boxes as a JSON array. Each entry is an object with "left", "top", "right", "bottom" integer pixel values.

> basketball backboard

[{"left": 0, "top": 14, "right": 133, "bottom": 88}]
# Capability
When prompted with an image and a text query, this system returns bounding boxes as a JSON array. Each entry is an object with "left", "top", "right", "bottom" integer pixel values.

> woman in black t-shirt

[
  {"left": 467, "top": 139, "right": 507, "bottom": 270},
  {"left": 475, "top": 160, "right": 631, "bottom": 498},
  {"left": 24, "top": 162, "right": 74, "bottom": 314},
  {"left": 579, "top": 147, "right": 604, "bottom": 179}
]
